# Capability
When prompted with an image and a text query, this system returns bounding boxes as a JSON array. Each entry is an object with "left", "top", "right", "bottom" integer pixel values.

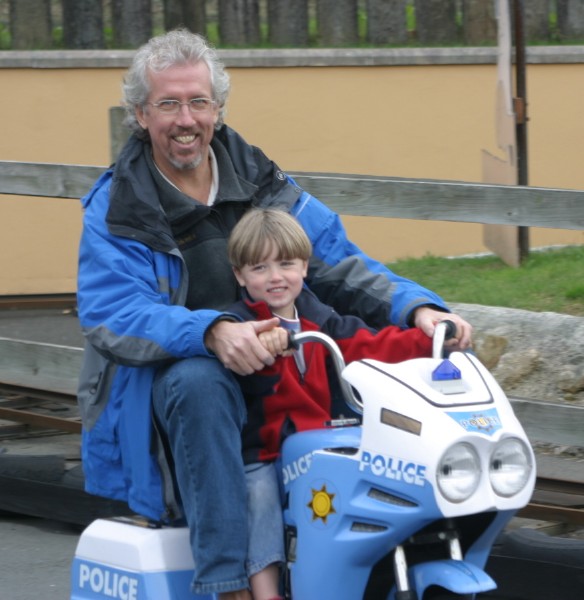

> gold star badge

[{"left": 308, "top": 484, "right": 336, "bottom": 523}]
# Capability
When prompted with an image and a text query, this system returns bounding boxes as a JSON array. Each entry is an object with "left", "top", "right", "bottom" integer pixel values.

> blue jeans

[
  {"left": 244, "top": 462, "right": 285, "bottom": 577},
  {"left": 152, "top": 356, "right": 249, "bottom": 595}
]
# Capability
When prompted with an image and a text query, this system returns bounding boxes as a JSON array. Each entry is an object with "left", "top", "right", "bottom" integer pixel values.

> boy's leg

[
  {"left": 245, "top": 462, "right": 286, "bottom": 600},
  {"left": 218, "top": 592, "right": 252, "bottom": 600},
  {"left": 249, "top": 564, "right": 282, "bottom": 600}
]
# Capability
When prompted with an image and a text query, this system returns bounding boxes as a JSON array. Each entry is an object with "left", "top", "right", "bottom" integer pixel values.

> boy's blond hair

[{"left": 228, "top": 209, "right": 312, "bottom": 270}]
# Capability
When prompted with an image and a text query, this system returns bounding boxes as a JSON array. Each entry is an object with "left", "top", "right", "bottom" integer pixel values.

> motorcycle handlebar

[
  {"left": 432, "top": 319, "right": 457, "bottom": 359},
  {"left": 289, "top": 330, "right": 362, "bottom": 414},
  {"left": 288, "top": 319, "right": 458, "bottom": 416}
]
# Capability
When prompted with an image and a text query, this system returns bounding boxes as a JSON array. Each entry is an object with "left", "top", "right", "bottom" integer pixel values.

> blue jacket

[{"left": 76, "top": 125, "right": 448, "bottom": 521}]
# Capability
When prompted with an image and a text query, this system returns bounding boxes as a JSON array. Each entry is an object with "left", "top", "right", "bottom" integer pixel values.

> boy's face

[{"left": 234, "top": 244, "right": 308, "bottom": 319}]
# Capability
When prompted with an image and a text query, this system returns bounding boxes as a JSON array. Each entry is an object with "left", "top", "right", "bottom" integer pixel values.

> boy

[{"left": 227, "top": 209, "right": 433, "bottom": 599}]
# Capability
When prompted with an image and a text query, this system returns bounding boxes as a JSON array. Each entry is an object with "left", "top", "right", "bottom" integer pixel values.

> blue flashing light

[{"left": 432, "top": 359, "right": 461, "bottom": 382}]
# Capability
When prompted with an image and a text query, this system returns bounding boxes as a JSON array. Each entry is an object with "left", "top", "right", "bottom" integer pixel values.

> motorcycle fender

[{"left": 400, "top": 559, "right": 497, "bottom": 598}]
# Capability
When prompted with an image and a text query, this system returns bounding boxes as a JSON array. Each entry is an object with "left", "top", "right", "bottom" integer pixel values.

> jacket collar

[
  {"left": 144, "top": 136, "right": 260, "bottom": 236},
  {"left": 105, "top": 125, "right": 301, "bottom": 252}
]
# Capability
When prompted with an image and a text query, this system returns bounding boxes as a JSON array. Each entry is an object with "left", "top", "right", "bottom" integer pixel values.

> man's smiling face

[{"left": 136, "top": 61, "right": 219, "bottom": 176}]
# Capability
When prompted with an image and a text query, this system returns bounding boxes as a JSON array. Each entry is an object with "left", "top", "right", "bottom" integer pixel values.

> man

[{"left": 76, "top": 29, "right": 471, "bottom": 600}]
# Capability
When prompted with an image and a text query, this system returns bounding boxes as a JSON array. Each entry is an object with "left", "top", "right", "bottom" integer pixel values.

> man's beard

[{"left": 170, "top": 153, "right": 203, "bottom": 171}]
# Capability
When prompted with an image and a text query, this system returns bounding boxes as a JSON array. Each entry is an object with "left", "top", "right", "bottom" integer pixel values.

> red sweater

[{"left": 228, "top": 288, "right": 432, "bottom": 464}]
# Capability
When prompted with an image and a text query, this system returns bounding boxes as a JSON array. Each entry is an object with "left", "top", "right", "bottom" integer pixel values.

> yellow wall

[{"left": 0, "top": 62, "right": 582, "bottom": 294}]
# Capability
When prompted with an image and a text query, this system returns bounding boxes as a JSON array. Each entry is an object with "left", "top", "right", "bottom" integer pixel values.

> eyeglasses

[{"left": 148, "top": 97, "right": 217, "bottom": 115}]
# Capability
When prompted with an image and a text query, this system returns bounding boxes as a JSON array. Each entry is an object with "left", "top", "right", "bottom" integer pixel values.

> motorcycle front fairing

[{"left": 281, "top": 350, "right": 535, "bottom": 599}]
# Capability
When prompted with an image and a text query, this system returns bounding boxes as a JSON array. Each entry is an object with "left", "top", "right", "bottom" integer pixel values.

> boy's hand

[
  {"left": 258, "top": 326, "right": 295, "bottom": 357},
  {"left": 205, "top": 318, "right": 281, "bottom": 375}
]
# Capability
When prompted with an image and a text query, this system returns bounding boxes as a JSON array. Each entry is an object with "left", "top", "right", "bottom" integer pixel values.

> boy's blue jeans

[
  {"left": 152, "top": 356, "right": 250, "bottom": 596},
  {"left": 244, "top": 462, "right": 286, "bottom": 577}
]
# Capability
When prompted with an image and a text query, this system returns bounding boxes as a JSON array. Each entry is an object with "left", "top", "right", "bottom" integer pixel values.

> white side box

[{"left": 71, "top": 518, "right": 214, "bottom": 600}]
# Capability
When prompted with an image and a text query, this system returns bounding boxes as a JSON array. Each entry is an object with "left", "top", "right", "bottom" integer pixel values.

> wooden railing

[
  {"left": 1, "top": 159, "right": 584, "bottom": 230},
  {"left": 1, "top": 333, "right": 583, "bottom": 448}
]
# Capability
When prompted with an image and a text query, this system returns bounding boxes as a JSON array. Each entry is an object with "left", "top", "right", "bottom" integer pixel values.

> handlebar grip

[
  {"left": 287, "top": 331, "right": 299, "bottom": 351},
  {"left": 442, "top": 319, "right": 457, "bottom": 341},
  {"left": 433, "top": 319, "right": 457, "bottom": 359}
]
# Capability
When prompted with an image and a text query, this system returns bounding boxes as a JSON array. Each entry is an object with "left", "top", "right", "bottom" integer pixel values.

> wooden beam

[
  {"left": 0, "top": 338, "right": 82, "bottom": 396},
  {"left": 0, "top": 405, "right": 81, "bottom": 433},
  {"left": 1, "top": 161, "right": 583, "bottom": 229},
  {"left": 290, "top": 172, "right": 584, "bottom": 230},
  {"left": 0, "top": 161, "right": 104, "bottom": 199},
  {"left": 518, "top": 502, "right": 584, "bottom": 526},
  {"left": 511, "top": 398, "right": 584, "bottom": 448},
  {"left": 0, "top": 338, "right": 582, "bottom": 448},
  {"left": 0, "top": 294, "right": 77, "bottom": 309}
]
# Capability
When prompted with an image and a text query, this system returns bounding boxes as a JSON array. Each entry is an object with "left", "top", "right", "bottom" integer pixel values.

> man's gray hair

[{"left": 122, "top": 29, "right": 230, "bottom": 138}]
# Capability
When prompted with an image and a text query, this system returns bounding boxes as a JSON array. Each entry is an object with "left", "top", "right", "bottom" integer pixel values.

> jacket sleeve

[
  {"left": 290, "top": 185, "right": 449, "bottom": 330},
  {"left": 77, "top": 175, "right": 222, "bottom": 367},
  {"left": 322, "top": 310, "right": 433, "bottom": 365}
]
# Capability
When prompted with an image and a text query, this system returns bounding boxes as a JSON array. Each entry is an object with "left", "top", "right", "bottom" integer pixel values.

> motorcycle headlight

[
  {"left": 437, "top": 443, "right": 481, "bottom": 503},
  {"left": 489, "top": 437, "right": 533, "bottom": 497}
]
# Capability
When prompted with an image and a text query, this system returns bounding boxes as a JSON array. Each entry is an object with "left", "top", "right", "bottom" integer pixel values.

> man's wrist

[
  {"left": 408, "top": 304, "right": 446, "bottom": 328},
  {"left": 204, "top": 315, "right": 238, "bottom": 354}
]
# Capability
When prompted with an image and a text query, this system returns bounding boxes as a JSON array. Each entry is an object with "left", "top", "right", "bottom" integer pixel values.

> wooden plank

[
  {"left": 536, "top": 456, "right": 584, "bottom": 484},
  {"left": 290, "top": 173, "right": 584, "bottom": 230},
  {"left": 0, "top": 294, "right": 77, "bottom": 309},
  {"left": 0, "top": 338, "right": 82, "bottom": 396},
  {"left": 511, "top": 398, "right": 584, "bottom": 448},
  {"left": 0, "top": 405, "right": 81, "bottom": 433},
  {"left": 0, "top": 340, "right": 580, "bottom": 442},
  {"left": 0, "top": 338, "right": 581, "bottom": 448},
  {"left": 1, "top": 161, "right": 584, "bottom": 229},
  {"left": 0, "top": 161, "right": 104, "bottom": 199},
  {"left": 481, "top": 0, "right": 523, "bottom": 267},
  {"left": 518, "top": 503, "right": 584, "bottom": 526}
]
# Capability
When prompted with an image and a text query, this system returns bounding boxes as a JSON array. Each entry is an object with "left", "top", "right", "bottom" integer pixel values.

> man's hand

[
  {"left": 204, "top": 318, "right": 281, "bottom": 375},
  {"left": 413, "top": 307, "right": 472, "bottom": 351}
]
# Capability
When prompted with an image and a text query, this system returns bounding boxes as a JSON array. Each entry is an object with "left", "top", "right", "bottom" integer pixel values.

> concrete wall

[{"left": 0, "top": 48, "right": 583, "bottom": 294}]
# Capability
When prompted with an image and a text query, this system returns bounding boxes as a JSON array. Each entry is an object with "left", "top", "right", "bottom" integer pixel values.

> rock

[
  {"left": 557, "top": 366, "right": 584, "bottom": 394},
  {"left": 474, "top": 334, "right": 508, "bottom": 369},
  {"left": 450, "top": 303, "right": 584, "bottom": 406},
  {"left": 494, "top": 348, "right": 541, "bottom": 389}
]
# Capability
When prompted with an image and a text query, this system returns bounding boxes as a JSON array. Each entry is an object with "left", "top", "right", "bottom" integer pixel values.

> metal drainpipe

[{"left": 514, "top": 0, "right": 530, "bottom": 262}]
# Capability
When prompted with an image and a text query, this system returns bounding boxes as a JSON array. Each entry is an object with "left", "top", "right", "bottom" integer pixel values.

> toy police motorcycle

[
  {"left": 71, "top": 322, "right": 535, "bottom": 600},
  {"left": 281, "top": 322, "right": 535, "bottom": 599}
]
